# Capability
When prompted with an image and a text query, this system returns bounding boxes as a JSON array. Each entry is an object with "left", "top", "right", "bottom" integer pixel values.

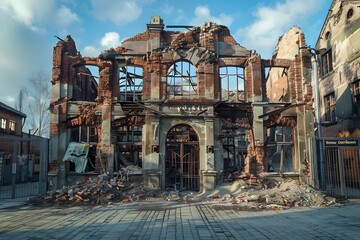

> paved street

[{"left": 0, "top": 201, "right": 359, "bottom": 240}]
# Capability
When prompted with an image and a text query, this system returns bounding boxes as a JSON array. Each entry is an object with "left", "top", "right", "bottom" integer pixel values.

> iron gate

[
  {"left": 312, "top": 138, "right": 360, "bottom": 197},
  {"left": 0, "top": 137, "right": 48, "bottom": 199},
  {"left": 165, "top": 125, "right": 199, "bottom": 191}
]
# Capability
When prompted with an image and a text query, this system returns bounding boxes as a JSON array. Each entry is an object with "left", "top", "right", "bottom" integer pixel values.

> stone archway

[{"left": 165, "top": 124, "right": 200, "bottom": 191}]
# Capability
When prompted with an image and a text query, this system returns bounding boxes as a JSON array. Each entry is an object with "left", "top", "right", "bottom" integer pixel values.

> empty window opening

[
  {"left": 74, "top": 65, "right": 98, "bottom": 101},
  {"left": 221, "top": 128, "right": 248, "bottom": 179},
  {"left": 115, "top": 125, "right": 142, "bottom": 169},
  {"left": 347, "top": 8, "right": 354, "bottom": 19},
  {"left": 266, "top": 126, "right": 294, "bottom": 173},
  {"left": 325, "top": 31, "right": 331, "bottom": 40},
  {"left": 119, "top": 66, "right": 143, "bottom": 101},
  {"left": 167, "top": 61, "right": 197, "bottom": 98},
  {"left": 220, "top": 66, "right": 245, "bottom": 102}
]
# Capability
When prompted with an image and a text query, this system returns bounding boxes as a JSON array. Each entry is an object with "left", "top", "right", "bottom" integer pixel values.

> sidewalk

[
  {"left": 0, "top": 196, "right": 29, "bottom": 209},
  {"left": 0, "top": 200, "right": 359, "bottom": 239}
]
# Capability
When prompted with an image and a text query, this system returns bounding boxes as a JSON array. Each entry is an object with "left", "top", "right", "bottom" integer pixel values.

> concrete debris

[
  {"left": 200, "top": 177, "right": 343, "bottom": 210},
  {"left": 28, "top": 173, "right": 343, "bottom": 211}
]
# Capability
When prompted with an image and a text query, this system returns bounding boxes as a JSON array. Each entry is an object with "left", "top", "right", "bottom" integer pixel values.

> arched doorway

[{"left": 165, "top": 124, "right": 200, "bottom": 191}]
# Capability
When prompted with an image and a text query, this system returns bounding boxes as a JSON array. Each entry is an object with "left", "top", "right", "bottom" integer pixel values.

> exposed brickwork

[{"left": 50, "top": 18, "right": 315, "bottom": 189}]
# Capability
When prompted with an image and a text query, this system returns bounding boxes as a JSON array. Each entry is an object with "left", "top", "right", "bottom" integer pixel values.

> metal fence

[
  {"left": 0, "top": 137, "right": 48, "bottom": 199},
  {"left": 312, "top": 138, "right": 360, "bottom": 198}
]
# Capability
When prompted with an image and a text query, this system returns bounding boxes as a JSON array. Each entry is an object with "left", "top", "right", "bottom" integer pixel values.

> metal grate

[
  {"left": 165, "top": 125, "right": 199, "bottom": 191},
  {"left": 323, "top": 144, "right": 360, "bottom": 197}
]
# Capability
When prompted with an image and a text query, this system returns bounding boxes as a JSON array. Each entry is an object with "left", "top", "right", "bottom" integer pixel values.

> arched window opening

[
  {"left": 220, "top": 66, "right": 244, "bottom": 102},
  {"left": 167, "top": 61, "right": 197, "bottom": 98},
  {"left": 119, "top": 66, "right": 143, "bottom": 101}
]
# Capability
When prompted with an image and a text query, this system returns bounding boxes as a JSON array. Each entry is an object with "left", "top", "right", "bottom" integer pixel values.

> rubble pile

[
  {"left": 28, "top": 173, "right": 158, "bottom": 206},
  {"left": 203, "top": 176, "right": 340, "bottom": 210},
  {"left": 28, "top": 172, "right": 343, "bottom": 210}
]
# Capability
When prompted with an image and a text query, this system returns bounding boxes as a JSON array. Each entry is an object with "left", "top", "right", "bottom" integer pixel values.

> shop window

[
  {"left": 0, "top": 118, "right": 6, "bottom": 131},
  {"left": 321, "top": 49, "right": 333, "bottom": 76},
  {"left": 220, "top": 66, "right": 244, "bottom": 102},
  {"left": 119, "top": 66, "right": 143, "bottom": 101},
  {"left": 9, "top": 120, "right": 15, "bottom": 132},
  {"left": 167, "top": 61, "right": 197, "bottom": 97},
  {"left": 324, "top": 92, "right": 336, "bottom": 123}
]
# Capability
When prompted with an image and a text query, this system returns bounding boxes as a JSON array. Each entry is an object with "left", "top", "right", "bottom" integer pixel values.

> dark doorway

[{"left": 165, "top": 125, "right": 199, "bottom": 191}]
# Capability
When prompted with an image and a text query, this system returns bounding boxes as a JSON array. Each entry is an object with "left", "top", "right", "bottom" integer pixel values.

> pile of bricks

[{"left": 28, "top": 173, "right": 147, "bottom": 206}]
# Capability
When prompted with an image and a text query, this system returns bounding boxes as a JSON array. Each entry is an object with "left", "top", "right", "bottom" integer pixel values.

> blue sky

[{"left": 0, "top": 0, "right": 331, "bottom": 107}]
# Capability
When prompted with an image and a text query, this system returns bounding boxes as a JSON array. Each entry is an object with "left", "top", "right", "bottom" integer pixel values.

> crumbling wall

[
  {"left": 265, "top": 26, "right": 314, "bottom": 181},
  {"left": 49, "top": 17, "right": 317, "bottom": 190}
]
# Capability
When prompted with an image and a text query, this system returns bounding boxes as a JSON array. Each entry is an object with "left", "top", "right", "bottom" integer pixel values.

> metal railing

[
  {"left": 312, "top": 138, "right": 360, "bottom": 198},
  {"left": 0, "top": 137, "right": 48, "bottom": 199}
]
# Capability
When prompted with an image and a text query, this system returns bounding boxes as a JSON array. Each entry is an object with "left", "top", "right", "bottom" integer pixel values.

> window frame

[
  {"left": 324, "top": 92, "right": 336, "bottom": 123},
  {"left": 352, "top": 80, "right": 360, "bottom": 104},
  {"left": 0, "top": 118, "right": 7, "bottom": 131},
  {"left": 9, "top": 120, "right": 16, "bottom": 132},
  {"left": 219, "top": 66, "right": 245, "bottom": 102},
  {"left": 321, "top": 49, "right": 333, "bottom": 76},
  {"left": 119, "top": 65, "right": 143, "bottom": 102},
  {"left": 167, "top": 60, "right": 197, "bottom": 98},
  {"left": 265, "top": 126, "right": 294, "bottom": 173}
]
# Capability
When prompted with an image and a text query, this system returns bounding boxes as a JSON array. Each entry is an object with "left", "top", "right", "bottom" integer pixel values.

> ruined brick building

[{"left": 50, "top": 16, "right": 316, "bottom": 191}]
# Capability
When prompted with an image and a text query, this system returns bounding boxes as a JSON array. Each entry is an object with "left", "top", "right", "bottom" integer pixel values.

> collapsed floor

[{"left": 28, "top": 172, "right": 344, "bottom": 210}]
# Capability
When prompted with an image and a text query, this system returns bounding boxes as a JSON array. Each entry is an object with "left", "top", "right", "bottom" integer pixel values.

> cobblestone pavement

[{"left": 0, "top": 201, "right": 359, "bottom": 240}]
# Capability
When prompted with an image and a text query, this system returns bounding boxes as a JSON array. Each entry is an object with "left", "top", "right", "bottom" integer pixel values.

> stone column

[{"left": 244, "top": 54, "right": 266, "bottom": 175}]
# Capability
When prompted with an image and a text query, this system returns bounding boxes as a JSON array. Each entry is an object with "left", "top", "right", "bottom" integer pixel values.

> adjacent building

[
  {"left": 0, "top": 102, "right": 27, "bottom": 185},
  {"left": 316, "top": 0, "right": 360, "bottom": 137}
]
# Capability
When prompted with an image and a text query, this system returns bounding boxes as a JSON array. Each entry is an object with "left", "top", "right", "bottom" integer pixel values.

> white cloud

[
  {"left": 237, "top": 0, "right": 325, "bottom": 58},
  {"left": 83, "top": 31, "right": 121, "bottom": 57},
  {"left": 0, "top": 0, "right": 54, "bottom": 29},
  {"left": 190, "top": 5, "right": 233, "bottom": 27},
  {"left": 83, "top": 46, "right": 101, "bottom": 57},
  {"left": 0, "top": 1, "right": 53, "bottom": 107},
  {"left": 55, "top": 5, "right": 79, "bottom": 29},
  {"left": 100, "top": 32, "right": 121, "bottom": 49},
  {"left": 6, "top": 96, "right": 15, "bottom": 103},
  {"left": 91, "top": 0, "right": 142, "bottom": 25}
]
